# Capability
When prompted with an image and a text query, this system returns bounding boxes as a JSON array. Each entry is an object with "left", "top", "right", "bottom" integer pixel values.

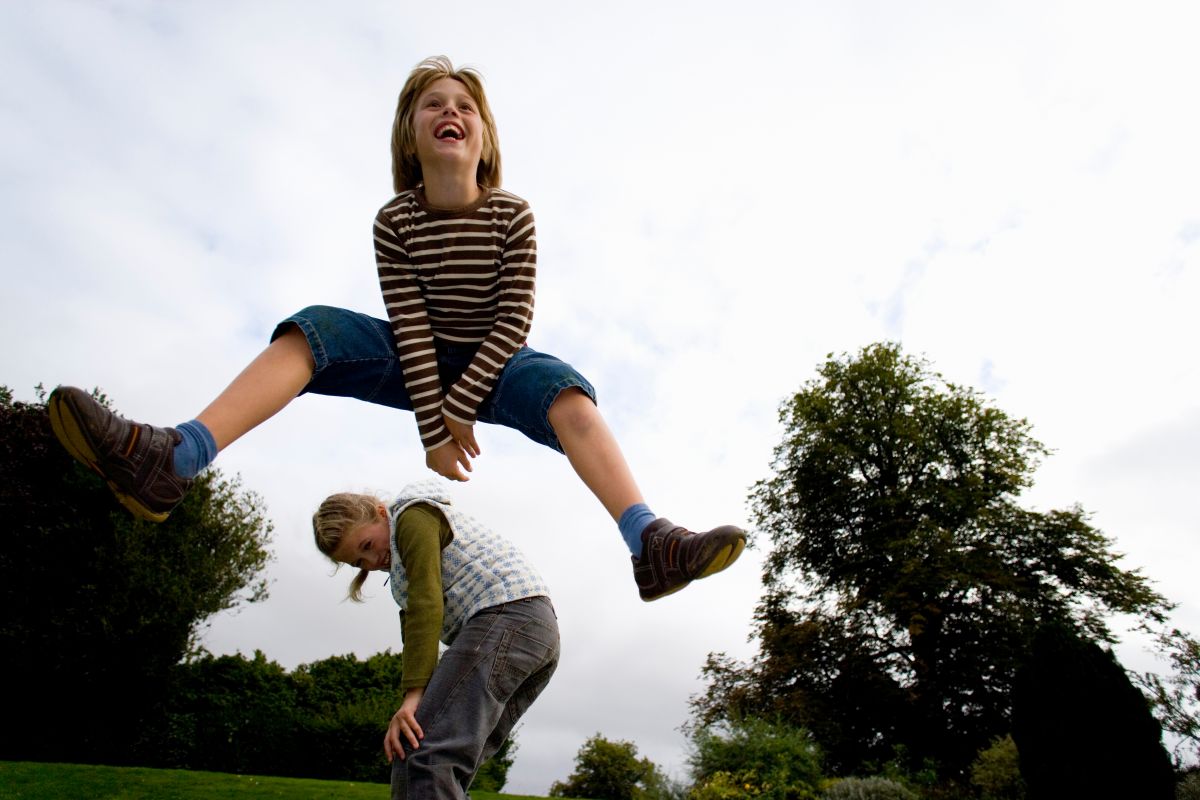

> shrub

[
  {"left": 688, "top": 716, "right": 823, "bottom": 800},
  {"left": 969, "top": 735, "right": 1025, "bottom": 800},
  {"left": 1178, "top": 770, "right": 1200, "bottom": 800},
  {"left": 688, "top": 771, "right": 757, "bottom": 800}
]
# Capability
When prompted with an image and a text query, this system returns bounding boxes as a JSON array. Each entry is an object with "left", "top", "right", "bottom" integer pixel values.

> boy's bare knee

[
  {"left": 548, "top": 388, "right": 598, "bottom": 436},
  {"left": 275, "top": 324, "right": 316, "bottom": 373}
]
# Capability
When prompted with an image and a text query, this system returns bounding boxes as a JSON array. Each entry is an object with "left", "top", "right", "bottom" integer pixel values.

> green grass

[{"left": 0, "top": 761, "right": 548, "bottom": 800}]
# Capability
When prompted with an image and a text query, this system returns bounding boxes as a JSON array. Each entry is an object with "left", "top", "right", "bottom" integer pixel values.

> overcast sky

[{"left": 3, "top": 0, "right": 1199, "bottom": 792}]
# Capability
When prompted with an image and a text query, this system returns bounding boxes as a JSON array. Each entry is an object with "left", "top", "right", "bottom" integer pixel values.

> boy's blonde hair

[
  {"left": 391, "top": 55, "right": 502, "bottom": 194},
  {"left": 312, "top": 492, "right": 383, "bottom": 603}
]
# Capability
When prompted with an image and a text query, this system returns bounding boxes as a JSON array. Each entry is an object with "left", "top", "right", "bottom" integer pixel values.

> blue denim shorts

[{"left": 272, "top": 305, "right": 596, "bottom": 453}]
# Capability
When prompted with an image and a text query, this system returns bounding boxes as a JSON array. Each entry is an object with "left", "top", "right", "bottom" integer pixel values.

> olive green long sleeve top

[{"left": 394, "top": 503, "right": 452, "bottom": 690}]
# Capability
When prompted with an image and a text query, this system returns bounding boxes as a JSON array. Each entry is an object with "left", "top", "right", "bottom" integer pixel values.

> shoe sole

[
  {"left": 48, "top": 391, "right": 171, "bottom": 523},
  {"left": 642, "top": 533, "right": 747, "bottom": 602},
  {"left": 695, "top": 535, "right": 746, "bottom": 580}
]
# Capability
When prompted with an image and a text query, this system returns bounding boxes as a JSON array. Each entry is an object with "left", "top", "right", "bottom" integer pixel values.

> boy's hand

[
  {"left": 385, "top": 687, "right": 425, "bottom": 762},
  {"left": 426, "top": 440, "right": 472, "bottom": 481},
  {"left": 443, "top": 416, "right": 481, "bottom": 458}
]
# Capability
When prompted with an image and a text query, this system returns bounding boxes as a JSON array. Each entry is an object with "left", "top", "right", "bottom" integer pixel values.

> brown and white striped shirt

[{"left": 374, "top": 187, "right": 536, "bottom": 451}]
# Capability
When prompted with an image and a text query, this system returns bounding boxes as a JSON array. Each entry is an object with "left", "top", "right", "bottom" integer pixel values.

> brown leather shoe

[
  {"left": 48, "top": 386, "right": 192, "bottom": 522},
  {"left": 632, "top": 518, "right": 746, "bottom": 601}
]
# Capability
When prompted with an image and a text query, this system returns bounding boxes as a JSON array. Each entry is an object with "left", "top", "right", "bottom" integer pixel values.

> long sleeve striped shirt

[{"left": 374, "top": 187, "right": 536, "bottom": 451}]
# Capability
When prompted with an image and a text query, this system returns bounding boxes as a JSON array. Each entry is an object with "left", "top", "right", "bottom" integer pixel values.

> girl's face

[
  {"left": 413, "top": 77, "right": 484, "bottom": 176},
  {"left": 332, "top": 506, "right": 393, "bottom": 572}
]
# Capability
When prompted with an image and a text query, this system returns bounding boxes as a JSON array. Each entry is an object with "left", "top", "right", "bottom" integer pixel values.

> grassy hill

[{"left": 0, "top": 761, "right": 550, "bottom": 800}]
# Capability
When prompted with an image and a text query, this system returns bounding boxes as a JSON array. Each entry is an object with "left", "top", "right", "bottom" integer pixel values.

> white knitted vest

[{"left": 387, "top": 480, "right": 550, "bottom": 644}]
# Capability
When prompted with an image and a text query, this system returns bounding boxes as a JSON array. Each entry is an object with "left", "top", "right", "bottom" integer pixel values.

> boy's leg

[
  {"left": 49, "top": 305, "right": 413, "bottom": 522},
  {"left": 394, "top": 597, "right": 559, "bottom": 800},
  {"left": 547, "top": 388, "right": 644, "bottom": 520},
  {"left": 479, "top": 347, "right": 638, "bottom": 517},
  {"left": 49, "top": 326, "right": 316, "bottom": 522},
  {"left": 548, "top": 390, "right": 746, "bottom": 601},
  {"left": 194, "top": 326, "right": 314, "bottom": 450},
  {"left": 482, "top": 347, "right": 747, "bottom": 602}
]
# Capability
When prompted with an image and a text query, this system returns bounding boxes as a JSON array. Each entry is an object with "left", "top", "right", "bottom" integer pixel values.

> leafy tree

[
  {"left": 691, "top": 344, "right": 1171, "bottom": 780},
  {"left": 1012, "top": 623, "right": 1174, "bottom": 799},
  {"left": 1138, "top": 627, "right": 1200, "bottom": 766},
  {"left": 0, "top": 386, "right": 272, "bottom": 764},
  {"left": 550, "top": 734, "right": 665, "bottom": 800},
  {"left": 687, "top": 716, "right": 823, "bottom": 800}
]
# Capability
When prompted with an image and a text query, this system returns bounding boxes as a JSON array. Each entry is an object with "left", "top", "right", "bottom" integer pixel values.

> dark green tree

[
  {"left": 692, "top": 344, "right": 1171, "bottom": 780},
  {"left": 162, "top": 647, "right": 513, "bottom": 786},
  {"left": 164, "top": 649, "right": 406, "bottom": 782},
  {"left": 549, "top": 734, "right": 665, "bottom": 800},
  {"left": 0, "top": 386, "right": 272, "bottom": 764},
  {"left": 1012, "top": 623, "right": 1174, "bottom": 798},
  {"left": 291, "top": 650, "right": 408, "bottom": 782},
  {"left": 164, "top": 650, "right": 300, "bottom": 776}
]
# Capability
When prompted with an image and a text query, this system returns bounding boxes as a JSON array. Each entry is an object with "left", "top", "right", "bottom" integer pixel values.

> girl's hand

[
  {"left": 426, "top": 440, "right": 473, "bottom": 481},
  {"left": 443, "top": 416, "right": 481, "bottom": 458},
  {"left": 384, "top": 687, "right": 425, "bottom": 762}
]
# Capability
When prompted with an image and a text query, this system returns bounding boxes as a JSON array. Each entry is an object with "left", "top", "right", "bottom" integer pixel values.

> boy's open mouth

[{"left": 435, "top": 122, "right": 465, "bottom": 140}]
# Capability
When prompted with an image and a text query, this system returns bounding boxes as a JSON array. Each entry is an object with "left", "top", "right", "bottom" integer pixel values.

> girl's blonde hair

[
  {"left": 312, "top": 492, "right": 383, "bottom": 603},
  {"left": 391, "top": 55, "right": 502, "bottom": 194}
]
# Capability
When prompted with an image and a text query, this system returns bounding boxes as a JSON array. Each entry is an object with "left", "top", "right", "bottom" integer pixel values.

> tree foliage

[
  {"left": 691, "top": 344, "right": 1172, "bottom": 779},
  {"left": 550, "top": 734, "right": 667, "bottom": 800},
  {"left": 0, "top": 386, "right": 272, "bottom": 763},
  {"left": 1138, "top": 627, "right": 1200, "bottom": 766}
]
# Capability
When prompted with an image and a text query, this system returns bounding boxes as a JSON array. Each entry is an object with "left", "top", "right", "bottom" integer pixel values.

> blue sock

[
  {"left": 173, "top": 420, "right": 218, "bottom": 479},
  {"left": 618, "top": 503, "right": 657, "bottom": 556}
]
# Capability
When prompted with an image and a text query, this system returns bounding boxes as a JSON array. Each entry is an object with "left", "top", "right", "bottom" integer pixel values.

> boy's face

[
  {"left": 413, "top": 77, "right": 485, "bottom": 177},
  {"left": 332, "top": 506, "right": 393, "bottom": 572}
]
